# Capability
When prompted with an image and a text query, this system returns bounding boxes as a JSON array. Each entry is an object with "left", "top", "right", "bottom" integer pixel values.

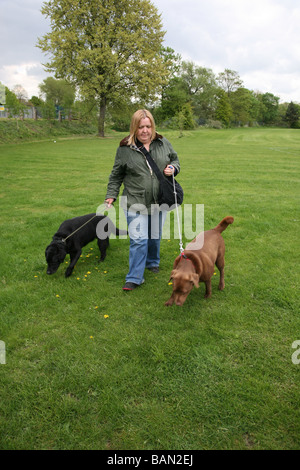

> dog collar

[
  {"left": 181, "top": 252, "right": 192, "bottom": 261},
  {"left": 58, "top": 238, "right": 67, "bottom": 244},
  {"left": 181, "top": 252, "right": 194, "bottom": 264}
]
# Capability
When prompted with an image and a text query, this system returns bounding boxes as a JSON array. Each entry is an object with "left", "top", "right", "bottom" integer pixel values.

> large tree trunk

[{"left": 98, "top": 96, "right": 106, "bottom": 137}]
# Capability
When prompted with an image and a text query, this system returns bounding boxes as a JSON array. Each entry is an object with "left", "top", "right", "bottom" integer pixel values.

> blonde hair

[{"left": 127, "top": 109, "right": 156, "bottom": 146}]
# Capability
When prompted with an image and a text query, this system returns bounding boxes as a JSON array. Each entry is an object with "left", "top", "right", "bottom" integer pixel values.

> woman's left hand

[{"left": 164, "top": 165, "right": 175, "bottom": 176}]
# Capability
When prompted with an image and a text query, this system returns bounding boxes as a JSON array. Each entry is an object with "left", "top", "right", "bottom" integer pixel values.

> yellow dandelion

[
  {"left": 95, "top": 306, "right": 98, "bottom": 309},
  {"left": 87, "top": 271, "right": 91, "bottom": 275},
  {"left": 34, "top": 275, "right": 38, "bottom": 278},
  {"left": 56, "top": 294, "right": 60, "bottom": 298},
  {"left": 77, "top": 277, "right": 80, "bottom": 280},
  {"left": 103, "top": 270, "right": 107, "bottom": 274},
  {"left": 213, "top": 272, "right": 217, "bottom": 276},
  {"left": 168, "top": 282, "right": 173, "bottom": 286},
  {"left": 104, "top": 315, "right": 109, "bottom": 319},
  {"left": 89, "top": 336, "right": 94, "bottom": 339}
]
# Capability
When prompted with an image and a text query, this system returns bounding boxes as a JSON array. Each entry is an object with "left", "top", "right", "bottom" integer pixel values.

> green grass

[
  {"left": 0, "top": 118, "right": 98, "bottom": 144},
  {"left": 0, "top": 128, "right": 299, "bottom": 450}
]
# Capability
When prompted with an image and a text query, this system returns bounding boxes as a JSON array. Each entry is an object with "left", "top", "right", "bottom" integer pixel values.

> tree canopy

[
  {"left": 285, "top": 102, "right": 300, "bottom": 128},
  {"left": 2, "top": 1, "right": 295, "bottom": 130},
  {"left": 37, "top": 0, "right": 170, "bottom": 136}
]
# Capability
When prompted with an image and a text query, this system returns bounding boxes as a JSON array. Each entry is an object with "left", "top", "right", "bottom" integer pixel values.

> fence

[{"left": 0, "top": 105, "right": 36, "bottom": 119}]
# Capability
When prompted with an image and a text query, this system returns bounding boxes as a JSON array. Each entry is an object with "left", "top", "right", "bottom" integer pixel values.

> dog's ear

[
  {"left": 45, "top": 244, "right": 53, "bottom": 259},
  {"left": 190, "top": 273, "right": 199, "bottom": 288},
  {"left": 173, "top": 256, "right": 181, "bottom": 269},
  {"left": 168, "top": 269, "right": 178, "bottom": 282}
]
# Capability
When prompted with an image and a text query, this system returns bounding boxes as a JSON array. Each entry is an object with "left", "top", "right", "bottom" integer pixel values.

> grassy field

[{"left": 0, "top": 128, "right": 299, "bottom": 450}]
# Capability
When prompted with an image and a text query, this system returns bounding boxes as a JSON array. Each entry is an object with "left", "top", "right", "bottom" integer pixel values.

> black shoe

[
  {"left": 122, "top": 282, "right": 140, "bottom": 291},
  {"left": 147, "top": 267, "right": 159, "bottom": 273}
]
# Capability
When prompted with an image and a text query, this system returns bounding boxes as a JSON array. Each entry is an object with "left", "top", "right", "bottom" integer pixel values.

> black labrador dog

[{"left": 45, "top": 213, "right": 127, "bottom": 277}]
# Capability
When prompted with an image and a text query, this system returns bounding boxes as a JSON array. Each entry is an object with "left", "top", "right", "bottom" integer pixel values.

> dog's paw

[{"left": 65, "top": 268, "right": 73, "bottom": 277}]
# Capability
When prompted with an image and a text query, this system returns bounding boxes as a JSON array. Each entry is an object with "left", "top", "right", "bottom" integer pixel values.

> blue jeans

[{"left": 125, "top": 209, "right": 167, "bottom": 285}]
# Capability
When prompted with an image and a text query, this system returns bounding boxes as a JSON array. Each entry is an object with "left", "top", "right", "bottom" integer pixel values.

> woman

[{"left": 105, "top": 109, "right": 180, "bottom": 291}]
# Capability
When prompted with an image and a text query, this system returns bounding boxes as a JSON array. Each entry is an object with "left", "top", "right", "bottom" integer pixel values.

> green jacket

[{"left": 105, "top": 133, "right": 180, "bottom": 213}]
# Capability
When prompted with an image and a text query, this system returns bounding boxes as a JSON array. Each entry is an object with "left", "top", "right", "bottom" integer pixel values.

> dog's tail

[
  {"left": 213, "top": 216, "right": 234, "bottom": 233},
  {"left": 114, "top": 226, "right": 128, "bottom": 236}
]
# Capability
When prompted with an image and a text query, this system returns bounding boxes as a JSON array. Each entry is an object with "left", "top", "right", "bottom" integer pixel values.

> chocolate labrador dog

[
  {"left": 45, "top": 213, "right": 127, "bottom": 277},
  {"left": 165, "top": 216, "right": 234, "bottom": 306}
]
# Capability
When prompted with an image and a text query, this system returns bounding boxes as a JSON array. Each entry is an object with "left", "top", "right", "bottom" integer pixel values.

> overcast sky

[{"left": 1, "top": 0, "right": 299, "bottom": 103}]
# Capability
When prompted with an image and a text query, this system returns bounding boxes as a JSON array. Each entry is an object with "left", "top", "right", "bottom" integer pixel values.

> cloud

[
  {"left": 0, "top": 63, "right": 46, "bottom": 98},
  {"left": 0, "top": 0, "right": 299, "bottom": 103},
  {"left": 0, "top": 0, "right": 50, "bottom": 97},
  {"left": 1, "top": 0, "right": 49, "bottom": 64},
  {"left": 155, "top": 0, "right": 300, "bottom": 102}
]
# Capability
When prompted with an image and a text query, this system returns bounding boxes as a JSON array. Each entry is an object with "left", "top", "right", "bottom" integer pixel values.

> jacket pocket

[{"left": 122, "top": 188, "right": 147, "bottom": 213}]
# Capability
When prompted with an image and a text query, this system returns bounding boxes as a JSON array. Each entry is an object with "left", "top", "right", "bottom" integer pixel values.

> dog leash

[
  {"left": 171, "top": 172, "right": 185, "bottom": 255},
  {"left": 62, "top": 214, "right": 97, "bottom": 243}
]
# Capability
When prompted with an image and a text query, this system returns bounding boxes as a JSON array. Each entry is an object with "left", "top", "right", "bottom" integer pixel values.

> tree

[
  {"left": 13, "top": 85, "right": 28, "bottom": 102},
  {"left": 180, "top": 61, "right": 218, "bottom": 119},
  {"left": 5, "top": 87, "right": 20, "bottom": 116},
  {"left": 256, "top": 92, "right": 279, "bottom": 125},
  {"left": 277, "top": 102, "right": 289, "bottom": 127},
  {"left": 40, "top": 99, "right": 57, "bottom": 120},
  {"left": 230, "top": 88, "right": 254, "bottom": 125},
  {"left": 215, "top": 89, "right": 232, "bottom": 127},
  {"left": 160, "top": 46, "right": 182, "bottom": 79},
  {"left": 39, "top": 77, "right": 75, "bottom": 120},
  {"left": 217, "top": 69, "right": 243, "bottom": 96},
  {"left": 5, "top": 87, "right": 27, "bottom": 123},
  {"left": 285, "top": 102, "right": 300, "bottom": 128},
  {"left": 176, "top": 102, "right": 196, "bottom": 131},
  {"left": 29, "top": 96, "right": 43, "bottom": 120},
  {"left": 156, "top": 77, "right": 189, "bottom": 122},
  {"left": 37, "top": 0, "right": 169, "bottom": 136},
  {"left": 30, "top": 96, "right": 43, "bottom": 107},
  {"left": 12, "top": 85, "right": 28, "bottom": 120}
]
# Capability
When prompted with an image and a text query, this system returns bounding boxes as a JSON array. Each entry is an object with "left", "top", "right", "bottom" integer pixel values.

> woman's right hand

[{"left": 105, "top": 198, "right": 115, "bottom": 208}]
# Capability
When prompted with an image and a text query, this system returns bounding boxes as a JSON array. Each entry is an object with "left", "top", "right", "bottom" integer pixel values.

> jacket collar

[{"left": 119, "top": 132, "right": 163, "bottom": 147}]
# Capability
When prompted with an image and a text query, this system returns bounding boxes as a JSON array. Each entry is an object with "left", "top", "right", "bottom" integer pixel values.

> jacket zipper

[
  {"left": 132, "top": 145, "right": 153, "bottom": 176},
  {"left": 131, "top": 145, "right": 158, "bottom": 203}
]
